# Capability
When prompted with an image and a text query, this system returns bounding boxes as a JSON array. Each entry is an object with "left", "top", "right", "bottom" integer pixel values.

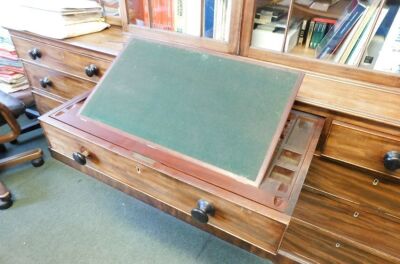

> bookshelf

[
  {"left": 118, "top": 0, "right": 243, "bottom": 53},
  {"left": 240, "top": 0, "right": 400, "bottom": 87}
]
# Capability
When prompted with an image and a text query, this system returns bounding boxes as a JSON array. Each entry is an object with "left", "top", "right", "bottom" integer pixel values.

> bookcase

[
  {"left": 106, "top": 0, "right": 399, "bottom": 86},
  {"left": 118, "top": 0, "right": 243, "bottom": 53},
  {"left": 240, "top": 0, "right": 400, "bottom": 87}
]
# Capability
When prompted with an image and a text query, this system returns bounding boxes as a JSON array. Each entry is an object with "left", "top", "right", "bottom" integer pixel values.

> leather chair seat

[{"left": 0, "top": 90, "right": 25, "bottom": 126}]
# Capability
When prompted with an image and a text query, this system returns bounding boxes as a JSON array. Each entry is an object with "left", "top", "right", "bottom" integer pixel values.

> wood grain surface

[
  {"left": 24, "top": 62, "right": 96, "bottom": 100},
  {"left": 41, "top": 121, "right": 288, "bottom": 255},
  {"left": 32, "top": 92, "right": 64, "bottom": 115},
  {"left": 293, "top": 189, "right": 400, "bottom": 260},
  {"left": 280, "top": 219, "right": 400, "bottom": 264},
  {"left": 12, "top": 36, "right": 111, "bottom": 82},
  {"left": 322, "top": 121, "right": 400, "bottom": 179},
  {"left": 305, "top": 157, "right": 400, "bottom": 219}
]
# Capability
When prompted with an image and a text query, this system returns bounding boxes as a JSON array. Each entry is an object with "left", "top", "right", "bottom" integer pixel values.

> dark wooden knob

[
  {"left": 39, "top": 77, "right": 51, "bottom": 88},
  {"left": 191, "top": 199, "right": 215, "bottom": 224},
  {"left": 85, "top": 64, "right": 99, "bottom": 77},
  {"left": 28, "top": 48, "right": 41, "bottom": 60},
  {"left": 383, "top": 151, "right": 400, "bottom": 171},
  {"left": 72, "top": 150, "right": 89, "bottom": 166}
]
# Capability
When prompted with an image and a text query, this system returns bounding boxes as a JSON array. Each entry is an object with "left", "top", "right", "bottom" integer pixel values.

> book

[
  {"left": 151, "top": 0, "right": 174, "bottom": 31},
  {"left": 297, "top": 19, "right": 309, "bottom": 45},
  {"left": 346, "top": 8, "right": 383, "bottom": 65},
  {"left": 204, "top": 0, "right": 215, "bottom": 38},
  {"left": 213, "top": 0, "right": 232, "bottom": 41},
  {"left": 338, "top": 0, "right": 382, "bottom": 64},
  {"left": 311, "top": 18, "right": 336, "bottom": 49},
  {"left": 360, "top": 6, "right": 391, "bottom": 68},
  {"left": 173, "top": 0, "right": 185, "bottom": 32},
  {"left": 173, "top": 0, "right": 202, "bottom": 36},
  {"left": 310, "top": 22, "right": 324, "bottom": 48},
  {"left": 305, "top": 20, "right": 316, "bottom": 48},
  {"left": 186, "top": 0, "right": 202, "bottom": 36},
  {"left": 374, "top": 7, "right": 400, "bottom": 73},
  {"left": 316, "top": 1, "right": 367, "bottom": 59}
]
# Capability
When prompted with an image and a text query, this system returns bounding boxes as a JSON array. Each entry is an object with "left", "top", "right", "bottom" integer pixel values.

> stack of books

[
  {"left": 1, "top": 0, "right": 109, "bottom": 39},
  {"left": 296, "top": 17, "right": 337, "bottom": 49},
  {"left": 0, "top": 27, "right": 28, "bottom": 94},
  {"left": 316, "top": 0, "right": 384, "bottom": 64}
]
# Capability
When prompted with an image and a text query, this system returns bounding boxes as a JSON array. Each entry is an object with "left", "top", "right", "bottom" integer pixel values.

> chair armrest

[{"left": 0, "top": 102, "right": 21, "bottom": 143}]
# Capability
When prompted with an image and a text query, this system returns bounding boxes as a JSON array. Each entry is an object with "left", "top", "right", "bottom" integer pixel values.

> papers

[
  {"left": 0, "top": 0, "right": 110, "bottom": 39},
  {"left": 0, "top": 27, "right": 29, "bottom": 94}
]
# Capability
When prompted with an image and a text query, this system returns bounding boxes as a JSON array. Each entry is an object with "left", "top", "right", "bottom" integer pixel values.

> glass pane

[
  {"left": 285, "top": 0, "right": 385, "bottom": 65},
  {"left": 127, "top": 0, "right": 149, "bottom": 26},
  {"left": 101, "top": 0, "right": 120, "bottom": 17},
  {"left": 359, "top": 0, "right": 400, "bottom": 74},
  {"left": 126, "top": 0, "right": 232, "bottom": 41},
  {"left": 250, "top": 0, "right": 292, "bottom": 52}
]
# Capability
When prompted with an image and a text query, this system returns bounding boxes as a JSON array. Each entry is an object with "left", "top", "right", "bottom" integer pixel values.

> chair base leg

[{"left": 0, "top": 148, "right": 44, "bottom": 170}]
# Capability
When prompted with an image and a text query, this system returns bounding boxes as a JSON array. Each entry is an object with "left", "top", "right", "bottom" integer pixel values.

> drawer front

[
  {"left": 12, "top": 36, "right": 110, "bottom": 81},
  {"left": 322, "top": 121, "right": 400, "bottom": 179},
  {"left": 293, "top": 189, "right": 400, "bottom": 260},
  {"left": 24, "top": 63, "right": 96, "bottom": 100},
  {"left": 42, "top": 122, "right": 287, "bottom": 254},
  {"left": 306, "top": 158, "right": 400, "bottom": 219},
  {"left": 280, "top": 219, "right": 399, "bottom": 264},
  {"left": 33, "top": 92, "right": 64, "bottom": 115}
]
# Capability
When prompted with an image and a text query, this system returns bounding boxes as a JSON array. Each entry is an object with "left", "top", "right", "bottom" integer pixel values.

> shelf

[
  {"left": 293, "top": 0, "right": 351, "bottom": 19},
  {"left": 289, "top": 45, "right": 316, "bottom": 57}
]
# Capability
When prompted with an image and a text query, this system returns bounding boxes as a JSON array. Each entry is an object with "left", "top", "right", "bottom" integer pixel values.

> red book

[
  {"left": 151, "top": 0, "right": 174, "bottom": 30},
  {"left": 312, "top": 17, "right": 337, "bottom": 25}
]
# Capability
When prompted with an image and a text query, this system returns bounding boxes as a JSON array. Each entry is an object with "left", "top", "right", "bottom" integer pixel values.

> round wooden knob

[
  {"left": 39, "top": 77, "right": 52, "bottom": 88},
  {"left": 28, "top": 48, "right": 41, "bottom": 60},
  {"left": 85, "top": 64, "right": 99, "bottom": 77},
  {"left": 191, "top": 199, "right": 215, "bottom": 224},
  {"left": 72, "top": 150, "right": 89, "bottom": 166},
  {"left": 383, "top": 151, "right": 400, "bottom": 171}
]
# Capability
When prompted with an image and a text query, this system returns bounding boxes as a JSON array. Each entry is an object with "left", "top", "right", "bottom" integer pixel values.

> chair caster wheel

[
  {"left": 0, "top": 194, "right": 13, "bottom": 210},
  {"left": 31, "top": 158, "right": 44, "bottom": 167}
]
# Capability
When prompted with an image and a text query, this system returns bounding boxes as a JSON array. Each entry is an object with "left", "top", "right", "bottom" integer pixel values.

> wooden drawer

[
  {"left": 24, "top": 62, "right": 96, "bottom": 100},
  {"left": 306, "top": 158, "right": 400, "bottom": 219},
  {"left": 322, "top": 121, "right": 400, "bottom": 179},
  {"left": 41, "top": 122, "right": 287, "bottom": 254},
  {"left": 280, "top": 219, "right": 399, "bottom": 264},
  {"left": 12, "top": 36, "right": 110, "bottom": 82},
  {"left": 33, "top": 92, "right": 64, "bottom": 115},
  {"left": 292, "top": 189, "right": 400, "bottom": 260}
]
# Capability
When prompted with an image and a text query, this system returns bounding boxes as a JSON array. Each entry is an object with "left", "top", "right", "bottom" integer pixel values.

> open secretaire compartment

[{"left": 50, "top": 96, "right": 324, "bottom": 215}]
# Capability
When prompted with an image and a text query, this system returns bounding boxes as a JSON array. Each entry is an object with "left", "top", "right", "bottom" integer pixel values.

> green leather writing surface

[{"left": 80, "top": 39, "right": 302, "bottom": 182}]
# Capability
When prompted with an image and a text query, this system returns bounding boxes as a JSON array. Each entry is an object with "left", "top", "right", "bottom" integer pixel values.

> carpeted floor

[{"left": 0, "top": 116, "right": 271, "bottom": 264}]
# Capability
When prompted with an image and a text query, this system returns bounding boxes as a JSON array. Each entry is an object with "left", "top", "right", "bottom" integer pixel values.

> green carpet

[{"left": 0, "top": 117, "right": 271, "bottom": 264}]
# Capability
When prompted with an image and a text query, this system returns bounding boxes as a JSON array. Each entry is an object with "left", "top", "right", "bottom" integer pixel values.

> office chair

[{"left": 0, "top": 90, "right": 44, "bottom": 210}]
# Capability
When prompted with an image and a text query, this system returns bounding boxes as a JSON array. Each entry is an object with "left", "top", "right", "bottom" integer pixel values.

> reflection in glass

[
  {"left": 101, "top": 0, "right": 120, "bottom": 16},
  {"left": 126, "top": 0, "right": 232, "bottom": 41},
  {"left": 251, "top": 0, "right": 293, "bottom": 52}
]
